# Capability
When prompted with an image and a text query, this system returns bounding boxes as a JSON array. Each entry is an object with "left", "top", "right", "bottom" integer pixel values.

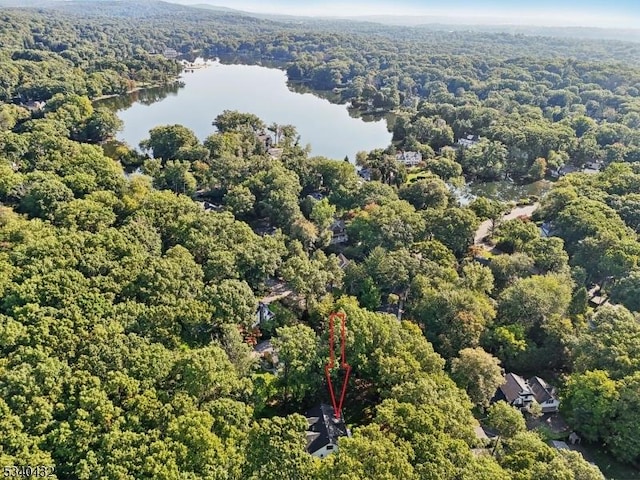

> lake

[{"left": 98, "top": 59, "right": 392, "bottom": 162}]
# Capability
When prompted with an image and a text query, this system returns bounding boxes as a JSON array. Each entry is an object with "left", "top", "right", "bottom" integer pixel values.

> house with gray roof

[
  {"left": 492, "top": 373, "right": 534, "bottom": 409},
  {"left": 330, "top": 219, "right": 348, "bottom": 245},
  {"left": 253, "top": 301, "right": 275, "bottom": 328},
  {"left": 396, "top": 151, "right": 423, "bottom": 167},
  {"left": 457, "top": 134, "right": 481, "bottom": 148},
  {"left": 528, "top": 376, "right": 560, "bottom": 413},
  {"left": 491, "top": 373, "right": 560, "bottom": 413},
  {"left": 305, "top": 404, "right": 350, "bottom": 458}
]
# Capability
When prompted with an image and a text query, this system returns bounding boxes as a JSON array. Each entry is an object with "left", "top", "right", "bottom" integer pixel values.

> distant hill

[
  {"left": 347, "top": 16, "right": 640, "bottom": 43},
  {"left": 0, "top": 0, "right": 52, "bottom": 5},
  {"left": 188, "top": 3, "right": 240, "bottom": 13},
  {"left": 170, "top": 2, "right": 640, "bottom": 43},
  {"left": 2, "top": 0, "right": 638, "bottom": 44},
  {"left": 0, "top": 0, "right": 213, "bottom": 18}
]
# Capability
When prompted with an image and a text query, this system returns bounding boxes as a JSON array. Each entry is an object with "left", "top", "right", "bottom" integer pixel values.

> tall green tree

[
  {"left": 561, "top": 370, "right": 617, "bottom": 443},
  {"left": 139, "top": 125, "right": 200, "bottom": 162},
  {"left": 425, "top": 207, "right": 479, "bottom": 257},
  {"left": 243, "top": 415, "right": 318, "bottom": 480},
  {"left": 272, "top": 324, "right": 322, "bottom": 405},
  {"left": 486, "top": 401, "right": 526, "bottom": 439},
  {"left": 451, "top": 347, "right": 503, "bottom": 408}
]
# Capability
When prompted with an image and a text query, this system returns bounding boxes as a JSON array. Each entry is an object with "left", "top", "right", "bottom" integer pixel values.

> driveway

[
  {"left": 261, "top": 278, "right": 293, "bottom": 304},
  {"left": 474, "top": 203, "right": 540, "bottom": 246}
]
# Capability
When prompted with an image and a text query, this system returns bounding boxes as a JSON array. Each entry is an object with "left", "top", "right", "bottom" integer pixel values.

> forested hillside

[{"left": 0, "top": 2, "right": 639, "bottom": 478}]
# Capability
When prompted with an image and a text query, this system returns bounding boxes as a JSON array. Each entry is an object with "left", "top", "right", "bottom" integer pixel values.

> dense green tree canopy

[
  {"left": 1, "top": 1, "right": 636, "bottom": 475},
  {"left": 139, "top": 124, "right": 200, "bottom": 162}
]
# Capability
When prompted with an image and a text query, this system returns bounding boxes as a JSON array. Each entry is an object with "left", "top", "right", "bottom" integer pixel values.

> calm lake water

[{"left": 98, "top": 60, "right": 392, "bottom": 162}]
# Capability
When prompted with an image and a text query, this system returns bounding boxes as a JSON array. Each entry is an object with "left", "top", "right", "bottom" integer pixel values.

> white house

[
  {"left": 457, "top": 134, "right": 481, "bottom": 148},
  {"left": 396, "top": 151, "right": 423, "bottom": 167},
  {"left": 528, "top": 376, "right": 560, "bottom": 413},
  {"left": 582, "top": 160, "right": 604, "bottom": 175},
  {"left": 163, "top": 48, "right": 178, "bottom": 59},
  {"left": 305, "top": 404, "right": 350, "bottom": 458},
  {"left": 199, "top": 201, "right": 224, "bottom": 212},
  {"left": 20, "top": 100, "right": 45, "bottom": 112},
  {"left": 551, "top": 165, "right": 580, "bottom": 178},
  {"left": 584, "top": 160, "right": 604, "bottom": 171},
  {"left": 492, "top": 373, "right": 560, "bottom": 413},
  {"left": 253, "top": 301, "right": 275, "bottom": 328},
  {"left": 492, "top": 373, "right": 535, "bottom": 408}
]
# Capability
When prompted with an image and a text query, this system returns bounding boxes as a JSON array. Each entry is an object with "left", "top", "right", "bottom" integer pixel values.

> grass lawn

[
  {"left": 406, "top": 169, "right": 434, "bottom": 183},
  {"left": 580, "top": 444, "right": 640, "bottom": 480}
]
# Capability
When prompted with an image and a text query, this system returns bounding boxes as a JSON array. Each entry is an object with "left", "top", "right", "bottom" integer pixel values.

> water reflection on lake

[
  {"left": 96, "top": 59, "right": 392, "bottom": 162},
  {"left": 97, "top": 82, "right": 182, "bottom": 110}
]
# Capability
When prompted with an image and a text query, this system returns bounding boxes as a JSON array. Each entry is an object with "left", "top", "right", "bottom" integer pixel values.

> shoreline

[
  {"left": 94, "top": 55, "right": 390, "bottom": 124},
  {"left": 91, "top": 78, "right": 183, "bottom": 103}
]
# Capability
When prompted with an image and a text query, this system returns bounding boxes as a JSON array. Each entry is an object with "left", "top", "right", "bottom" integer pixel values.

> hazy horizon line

[{"left": 177, "top": 1, "right": 640, "bottom": 29}]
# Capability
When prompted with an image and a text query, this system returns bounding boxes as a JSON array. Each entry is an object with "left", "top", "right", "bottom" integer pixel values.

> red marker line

[{"left": 325, "top": 312, "right": 351, "bottom": 419}]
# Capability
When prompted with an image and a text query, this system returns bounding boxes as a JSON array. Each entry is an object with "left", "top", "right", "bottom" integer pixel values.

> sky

[{"left": 178, "top": 0, "right": 640, "bottom": 28}]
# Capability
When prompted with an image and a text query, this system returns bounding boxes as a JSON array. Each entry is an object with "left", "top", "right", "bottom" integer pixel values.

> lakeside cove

[{"left": 96, "top": 58, "right": 392, "bottom": 162}]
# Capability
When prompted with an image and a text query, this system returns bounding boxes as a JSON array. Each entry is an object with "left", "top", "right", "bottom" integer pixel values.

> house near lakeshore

[
  {"left": 305, "top": 404, "right": 351, "bottom": 458},
  {"left": 396, "top": 150, "right": 423, "bottom": 167},
  {"left": 163, "top": 48, "right": 178, "bottom": 59},
  {"left": 551, "top": 161, "right": 604, "bottom": 177},
  {"left": 358, "top": 167, "right": 372, "bottom": 181}
]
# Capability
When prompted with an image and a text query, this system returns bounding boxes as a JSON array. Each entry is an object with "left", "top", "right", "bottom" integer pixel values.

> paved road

[{"left": 474, "top": 203, "right": 540, "bottom": 246}]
